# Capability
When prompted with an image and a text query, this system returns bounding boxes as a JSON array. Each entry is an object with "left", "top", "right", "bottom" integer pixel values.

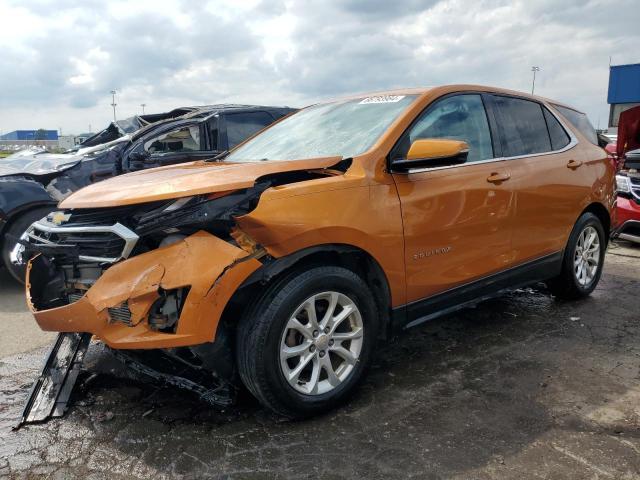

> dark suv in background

[{"left": 0, "top": 104, "right": 295, "bottom": 281}]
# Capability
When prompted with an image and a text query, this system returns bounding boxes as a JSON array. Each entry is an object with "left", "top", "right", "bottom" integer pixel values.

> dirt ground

[{"left": 1, "top": 242, "right": 639, "bottom": 479}]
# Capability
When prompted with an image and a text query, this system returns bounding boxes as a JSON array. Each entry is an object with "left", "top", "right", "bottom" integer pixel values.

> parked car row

[
  {"left": 0, "top": 104, "right": 295, "bottom": 281},
  {"left": 14, "top": 84, "right": 616, "bottom": 420}
]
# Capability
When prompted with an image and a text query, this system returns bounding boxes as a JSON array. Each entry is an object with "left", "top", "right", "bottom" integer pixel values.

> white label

[{"left": 359, "top": 95, "right": 406, "bottom": 104}]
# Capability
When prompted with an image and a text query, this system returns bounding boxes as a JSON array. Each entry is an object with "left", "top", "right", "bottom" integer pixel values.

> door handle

[
  {"left": 486, "top": 172, "right": 511, "bottom": 184},
  {"left": 567, "top": 159, "right": 583, "bottom": 169}
]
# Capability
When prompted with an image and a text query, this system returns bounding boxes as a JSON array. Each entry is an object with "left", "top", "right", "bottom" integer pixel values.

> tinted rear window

[
  {"left": 553, "top": 105, "right": 598, "bottom": 145},
  {"left": 543, "top": 108, "right": 571, "bottom": 150},
  {"left": 493, "top": 96, "right": 551, "bottom": 157}
]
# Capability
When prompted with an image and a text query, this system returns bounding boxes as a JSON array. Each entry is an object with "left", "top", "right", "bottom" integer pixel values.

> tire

[
  {"left": 236, "top": 265, "right": 379, "bottom": 419},
  {"left": 1, "top": 207, "right": 53, "bottom": 284},
  {"left": 546, "top": 212, "right": 606, "bottom": 300}
]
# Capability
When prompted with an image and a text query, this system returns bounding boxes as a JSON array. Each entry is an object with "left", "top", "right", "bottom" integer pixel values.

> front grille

[
  {"left": 29, "top": 228, "right": 126, "bottom": 260},
  {"left": 24, "top": 219, "right": 139, "bottom": 264},
  {"left": 108, "top": 303, "right": 132, "bottom": 325}
]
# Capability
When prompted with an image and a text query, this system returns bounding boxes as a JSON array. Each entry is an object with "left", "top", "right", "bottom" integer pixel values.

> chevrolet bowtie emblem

[{"left": 50, "top": 212, "right": 71, "bottom": 226}]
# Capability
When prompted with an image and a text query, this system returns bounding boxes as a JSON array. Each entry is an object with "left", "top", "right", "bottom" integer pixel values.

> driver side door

[{"left": 391, "top": 93, "right": 515, "bottom": 321}]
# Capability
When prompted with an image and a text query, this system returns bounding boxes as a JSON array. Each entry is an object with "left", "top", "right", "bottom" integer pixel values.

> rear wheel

[
  {"left": 1, "top": 207, "right": 53, "bottom": 284},
  {"left": 236, "top": 265, "right": 378, "bottom": 418},
  {"left": 546, "top": 212, "right": 606, "bottom": 299}
]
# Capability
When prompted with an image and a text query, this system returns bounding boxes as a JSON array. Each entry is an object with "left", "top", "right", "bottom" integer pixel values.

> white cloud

[{"left": 0, "top": 0, "right": 638, "bottom": 134}]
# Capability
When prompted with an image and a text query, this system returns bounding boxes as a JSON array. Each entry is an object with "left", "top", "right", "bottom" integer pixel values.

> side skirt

[{"left": 391, "top": 252, "right": 563, "bottom": 331}]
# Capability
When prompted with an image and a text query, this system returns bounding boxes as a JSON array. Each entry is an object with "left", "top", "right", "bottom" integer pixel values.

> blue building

[
  {"left": 608, "top": 63, "right": 640, "bottom": 131},
  {"left": 0, "top": 130, "right": 58, "bottom": 141}
]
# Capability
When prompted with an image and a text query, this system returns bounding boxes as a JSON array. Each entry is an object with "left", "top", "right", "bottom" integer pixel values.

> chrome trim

[
  {"left": 27, "top": 220, "right": 139, "bottom": 264},
  {"left": 397, "top": 99, "right": 579, "bottom": 175},
  {"left": 619, "top": 232, "right": 640, "bottom": 244},
  {"left": 617, "top": 220, "right": 640, "bottom": 244}
]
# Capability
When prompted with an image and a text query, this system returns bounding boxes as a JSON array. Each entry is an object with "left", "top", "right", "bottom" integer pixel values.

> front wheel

[
  {"left": 236, "top": 266, "right": 379, "bottom": 418},
  {"left": 546, "top": 212, "right": 606, "bottom": 300}
]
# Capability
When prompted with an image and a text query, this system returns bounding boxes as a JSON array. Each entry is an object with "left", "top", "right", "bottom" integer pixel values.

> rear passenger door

[
  {"left": 489, "top": 95, "right": 581, "bottom": 264},
  {"left": 221, "top": 111, "right": 276, "bottom": 151}
]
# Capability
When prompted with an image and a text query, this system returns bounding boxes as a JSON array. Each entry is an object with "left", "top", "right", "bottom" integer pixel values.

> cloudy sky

[{"left": 0, "top": 0, "right": 638, "bottom": 135}]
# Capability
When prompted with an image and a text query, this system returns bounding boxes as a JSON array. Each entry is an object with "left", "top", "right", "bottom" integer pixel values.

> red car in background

[{"left": 613, "top": 106, "right": 640, "bottom": 244}]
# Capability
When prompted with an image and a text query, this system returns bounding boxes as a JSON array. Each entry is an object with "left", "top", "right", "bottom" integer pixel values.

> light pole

[
  {"left": 531, "top": 66, "right": 540, "bottom": 95},
  {"left": 140, "top": 103, "right": 146, "bottom": 115},
  {"left": 110, "top": 90, "right": 117, "bottom": 122}
]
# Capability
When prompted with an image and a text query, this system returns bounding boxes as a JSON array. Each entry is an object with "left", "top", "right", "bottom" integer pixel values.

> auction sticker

[{"left": 359, "top": 95, "right": 406, "bottom": 104}]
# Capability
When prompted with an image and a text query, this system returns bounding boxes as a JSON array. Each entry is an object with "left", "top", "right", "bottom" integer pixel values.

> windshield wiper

[{"left": 205, "top": 150, "right": 229, "bottom": 162}]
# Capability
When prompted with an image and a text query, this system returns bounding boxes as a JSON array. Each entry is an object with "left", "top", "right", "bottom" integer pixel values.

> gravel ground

[{"left": 0, "top": 241, "right": 639, "bottom": 479}]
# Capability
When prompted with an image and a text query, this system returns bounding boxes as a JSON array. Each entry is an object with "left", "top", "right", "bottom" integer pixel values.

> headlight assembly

[{"left": 616, "top": 174, "right": 632, "bottom": 194}]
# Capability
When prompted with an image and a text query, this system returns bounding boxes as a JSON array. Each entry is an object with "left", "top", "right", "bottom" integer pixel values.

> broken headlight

[{"left": 132, "top": 183, "right": 269, "bottom": 240}]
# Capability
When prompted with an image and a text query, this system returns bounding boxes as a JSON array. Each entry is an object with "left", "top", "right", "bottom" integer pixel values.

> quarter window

[
  {"left": 553, "top": 105, "right": 598, "bottom": 145},
  {"left": 543, "top": 108, "right": 570, "bottom": 150},
  {"left": 392, "top": 94, "right": 493, "bottom": 163},
  {"left": 493, "top": 96, "right": 551, "bottom": 157}
]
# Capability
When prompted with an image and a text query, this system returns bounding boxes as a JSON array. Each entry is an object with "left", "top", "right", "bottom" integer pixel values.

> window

[
  {"left": 493, "top": 96, "right": 551, "bottom": 157},
  {"left": 543, "top": 108, "right": 570, "bottom": 150},
  {"left": 554, "top": 105, "right": 598, "bottom": 145},
  {"left": 145, "top": 126, "right": 202, "bottom": 153},
  {"left": 226, "top": 112, "right": 274, "bottom": 149},
  {"left": 225, "top": 95, "right": 417, "bottom": 162},
  {"left": 392, "top": 94, "right": 493, "bottom": 163},
  {"left": 208, "top": 116, "right": 219, "bottom": 151}
]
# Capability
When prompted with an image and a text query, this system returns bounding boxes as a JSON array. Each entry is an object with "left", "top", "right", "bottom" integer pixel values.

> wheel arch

[
  {"left": 580, "top": 202, "right": 611, "bottom": 245},
  {"left": 220, "top": 244, "right": 393, "bottom": 340},
  {"left": 0, "top": 177, "right": 57, "bottom": 234}
]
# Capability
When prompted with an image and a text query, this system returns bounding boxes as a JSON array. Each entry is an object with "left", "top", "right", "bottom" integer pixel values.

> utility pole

[
  {"left": 531, "top": 66, "right": 540, "bottom": 95},
  {"left": 110, "top": 90, "right": 117, "bottom": 122},
  {"left": 140, "top": 103, "right": 146, "bottom": 115}
]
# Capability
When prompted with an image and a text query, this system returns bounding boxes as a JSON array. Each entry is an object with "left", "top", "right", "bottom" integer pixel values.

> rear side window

[
  {"left": 553, "top": 105, "right": 598, "bottom": 145},
  {"left": 492, "top": 96, "right": 551, "bottom": 157},
  {"left": 543, "top": 108, "right": 571, "bottom": 150},
  {"left": 226, "top": 111, "right": 274, "bottom": 149}
]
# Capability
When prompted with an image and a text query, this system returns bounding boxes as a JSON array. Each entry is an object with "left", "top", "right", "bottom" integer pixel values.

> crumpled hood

[
  {"left": 61, "top": 156, "right": 343, "bottom": 208},
  {"left": 0, "top": 152, "right": 83, "bottom": 177}
]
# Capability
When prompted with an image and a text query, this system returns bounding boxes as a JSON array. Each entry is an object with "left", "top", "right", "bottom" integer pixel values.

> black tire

[
  {"left": 546, "top": 212, "right": 606, "bottom": 300},
  {"left": 1, "top": 207, "right": 53, "bottom": 284},
  {"left": 236, "top": 265, "right": 379, "bottom": 419}
]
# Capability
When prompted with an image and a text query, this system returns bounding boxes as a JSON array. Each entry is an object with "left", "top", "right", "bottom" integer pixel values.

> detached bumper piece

[
  {"left": 16, "top": 332, "right": 91, "bottom": 429},
  {"left": 111, "top": 349, "right": 235, "bottom": 407}
]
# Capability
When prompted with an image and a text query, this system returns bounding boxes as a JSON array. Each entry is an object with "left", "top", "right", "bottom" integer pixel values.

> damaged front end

[
  {"left": 18, "top": 161, "right": 347, "bottom": 426},
  {"left": 23, "top": 184, "right": 273, "bottom": 346},
  {"left": 18, "top": 186, "right": 273, "bottom": 425}
]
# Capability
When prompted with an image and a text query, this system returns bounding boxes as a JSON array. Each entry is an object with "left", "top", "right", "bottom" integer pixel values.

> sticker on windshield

[{"left": 359, "top": 95, "right": 406, "bottom": 104}]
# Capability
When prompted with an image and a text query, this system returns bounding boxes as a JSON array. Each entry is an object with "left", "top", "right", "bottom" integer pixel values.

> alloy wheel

[
  {"left": 279, "top": 291, "right": 364, "bottom": 395},
  {"left": 573, "top": 225, "right": 601, "bottom": 287}
]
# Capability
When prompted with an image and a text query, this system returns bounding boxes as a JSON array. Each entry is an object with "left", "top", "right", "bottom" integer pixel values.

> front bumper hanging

[{"left": 26, "top": 231, "right": 262, "bottom": 349}]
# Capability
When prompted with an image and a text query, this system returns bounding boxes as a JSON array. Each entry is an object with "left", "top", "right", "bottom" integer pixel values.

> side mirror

[{"left": 392, "top": 139, "right": 469, "bottom": 172}]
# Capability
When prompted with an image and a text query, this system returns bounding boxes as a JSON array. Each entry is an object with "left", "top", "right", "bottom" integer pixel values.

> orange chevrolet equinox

[{"left": 21, "top": 85, "right": 615, "bottom": 418}]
